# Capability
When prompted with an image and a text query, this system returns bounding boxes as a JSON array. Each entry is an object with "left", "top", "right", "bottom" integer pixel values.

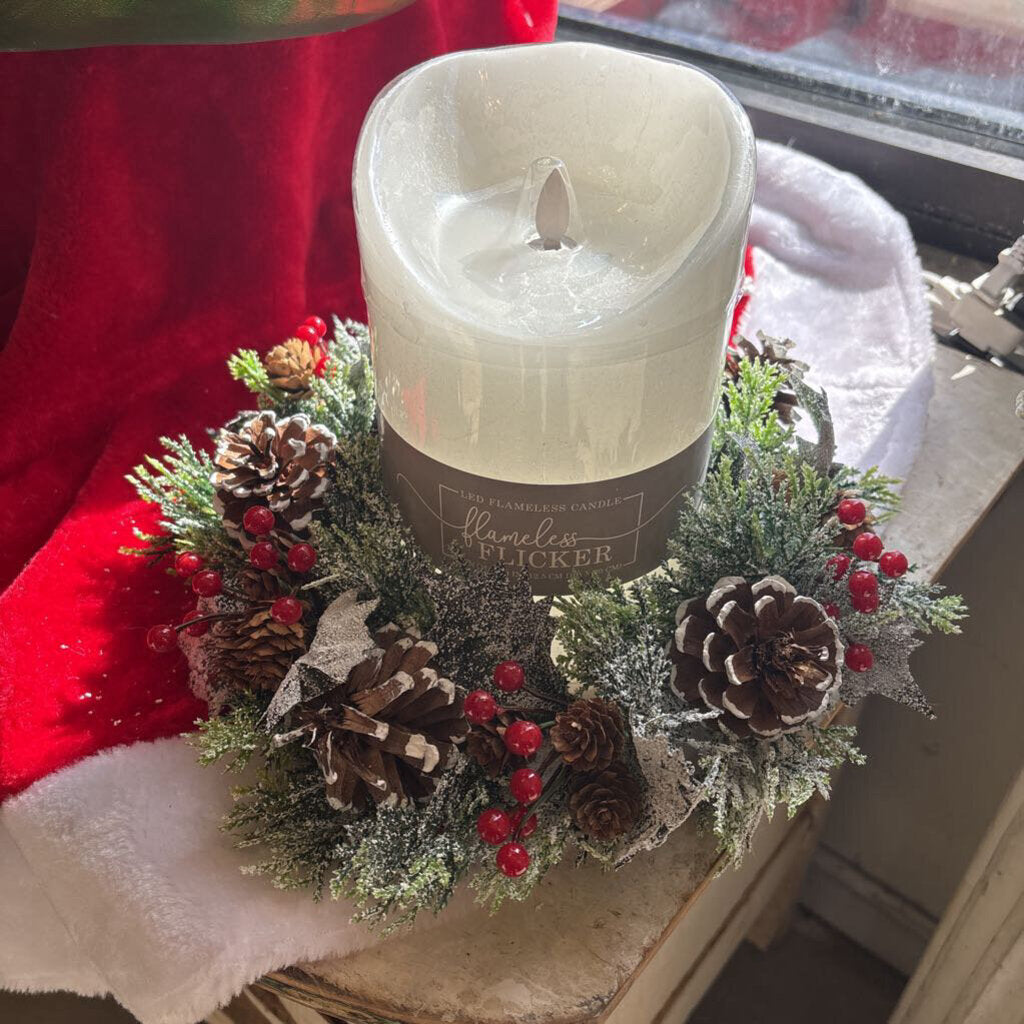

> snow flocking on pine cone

[
  {"left": 667, "top": 575, "right": 843, "bottom": 739},
  {"left": 273, "top": 620, "right": 468, "bottom": 811},
  {"left": 210, "top": 410, "right": 336, "bottom": 547}
]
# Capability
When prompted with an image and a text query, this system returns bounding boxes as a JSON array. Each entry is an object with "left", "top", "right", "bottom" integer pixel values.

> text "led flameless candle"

[{"left": 354, "top": 42, "right": 755, "bottom": 595}]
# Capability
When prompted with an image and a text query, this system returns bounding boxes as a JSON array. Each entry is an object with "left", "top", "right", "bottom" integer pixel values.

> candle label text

[{"left": 380, "top": 417, "right": 715, "bottom": 597}]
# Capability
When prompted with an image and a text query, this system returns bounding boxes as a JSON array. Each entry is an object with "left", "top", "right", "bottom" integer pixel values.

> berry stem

[
  {"left": 521, "top": 682, "right": 566, "bottom": 708},
  {"left": 516, "top": 764, "right": 566, "bottom": 835},
  {"left": 499, "top": 704, "right": 559, "bottom": 717},
  {"left": 299, "top": 572, "right": 346, "bottom": 591}
]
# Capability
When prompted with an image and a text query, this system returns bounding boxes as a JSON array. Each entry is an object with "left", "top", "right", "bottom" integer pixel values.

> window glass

[{"left": 562, "top": 1, "right": 1024, "bottom": 141}]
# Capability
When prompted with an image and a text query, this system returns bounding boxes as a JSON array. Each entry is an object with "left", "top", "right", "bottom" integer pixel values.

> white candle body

[{"left": 354, "top": 42, "right": 754, "bottom": 590}]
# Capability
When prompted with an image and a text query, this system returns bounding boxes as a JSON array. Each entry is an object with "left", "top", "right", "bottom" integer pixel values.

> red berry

[
  {"left": 287, "top": 542, "right": 317, "bottom": 573},
  {"left": 504, "top": 720, "right": 542, "bottom": 757},
  {"left": 847, "top": 569, "right": 878, "bottom": 598},
  {"left": 192, "top": 569, "right": 223, "bottom": 597},
  {"left": 295, "top": 324, "right": 319, "bottom": 345},
  {"left": 476, "top": 808, "right": 512, "bottom": 846},
  {"left": 826, "top": 553, "right": 851, "bottom": 581},
  {"left": 302, "top": 315, "right": 328, "bottom": 338},
  {"left": 880, "top": 550, "right": 909, "bottom": 578},
  {"left": 511, "top": 806, "right": 538, "bottom": 839},
  {"left": 509, "top": 768, "right": 543, "bottom": 805},
  {"left": 146, "top": 624, "right": 178, "bottom": 653},
  {"left": 270, "top": 596, "right": 303, "bottom": 625},
  {"left": 493, "top": 660, "right": 526, "bottom": 693},
  {"left": 465, "top": 689, "right": 498, "bottom": 724},
  {"left": 851, "top": 590, "right": 880, "bottom": 614},
  {"left": 182, "top": 610, "right": 210, "bottom": 637},
  {"left": 852, "top": 532, "right": 884, "bottom": 561},
  {"left": 837, "top": 499, "right": 867, "bottom": 526},
  {"left": 250, "top": 541, "right": 278, "bottom": 570},
  {"left": 845, "top": 643, "right": 874, "bottom": 673},
  {"left": 496, "top": 842, "right": 531, "bottom": 878},
  {"left": 174, "top": 551, "right": 203, "bottom": 577},
  {"left": 243, "top": 505, "right": 275, "bottom": 536},
  {"left": 824, "top": 602, "right": 841, "bottom": 620}
]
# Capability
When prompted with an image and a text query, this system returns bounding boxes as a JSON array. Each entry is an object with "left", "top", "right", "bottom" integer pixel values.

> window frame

[{"left": 558, "top": 9, "right": 1024, "bottom": 260}]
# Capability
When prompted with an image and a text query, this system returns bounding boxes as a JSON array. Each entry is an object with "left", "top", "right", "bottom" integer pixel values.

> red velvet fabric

[{"left": 0, "top": 0, "right": 557, "bottom": 800}]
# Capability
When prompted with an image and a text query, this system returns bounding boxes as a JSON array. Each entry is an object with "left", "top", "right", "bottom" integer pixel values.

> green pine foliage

[
  {"left": 714, "top": 358, "right": 793, "bottom": 461},
  {"left": 227, "top": 348, "right": 273, "bottom": 397},
  {"left": 336, "top": 759, "right": 491, "bottom": 930},
  {"left": 191, "top": 691, "right": 266, "bottom": 771},
  {"left": 313, "top": 432, "right": 435, "bottom": 628},
  {"left": 654, "top": 452, "right": 838, "bottom": 616},
  {"left": 124, "top": 434, "right": 239, "bottom": 566},
  {"left": 693, "top": 725, "right": 865, "bottom": 865},
  {"left": 469, "top": 811, "right": 573, "bottom": 913}
]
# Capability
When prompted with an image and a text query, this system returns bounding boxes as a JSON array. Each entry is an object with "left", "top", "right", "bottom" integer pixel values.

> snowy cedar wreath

[{"left": 128, "top": 317, "right": 965, "bottom": 929}]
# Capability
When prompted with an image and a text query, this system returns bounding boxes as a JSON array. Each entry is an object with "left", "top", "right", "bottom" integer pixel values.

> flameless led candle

[{"left": 353, "top": 41, "right": 755, "bottom": 595}]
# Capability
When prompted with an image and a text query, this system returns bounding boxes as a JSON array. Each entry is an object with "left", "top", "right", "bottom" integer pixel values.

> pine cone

[
  {"left": 211, "top": 411, "right": 336, "bottom": 547},
  {"left": 284, "top": 625, "right": 468, "bottom": 810},
  {"left": 724, "top": 336, "right": 805, "bottom": 424},
  {"left": 265, "top": 338, "right": 318, "bottom": 397},
  {"left": 668, "top": 575, "right": 842, "bottom": 739},
  {"left": 550, "top": 697, "right": 624, "bottom": 773},
  {"left": 211, "top": 578, "right": 308, "bottom": 691},
  {"left": 466, "top": 711, "right": 521, "bottom": 780},
  {"left": 568, "top": 762, "right": 642, "bottom": 842}
]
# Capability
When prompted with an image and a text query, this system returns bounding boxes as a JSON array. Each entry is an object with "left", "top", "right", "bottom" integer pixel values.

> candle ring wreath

[{"left": 128, "top": 315, "right": 965, "bottom": 930}]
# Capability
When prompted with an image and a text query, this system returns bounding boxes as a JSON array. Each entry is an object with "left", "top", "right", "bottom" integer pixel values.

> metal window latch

[{"left": 926, "top": 234, "right": 1024, "bottom": 374}]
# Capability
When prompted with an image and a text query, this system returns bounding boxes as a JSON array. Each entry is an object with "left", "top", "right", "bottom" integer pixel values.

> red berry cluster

[
  {"left": 824, "top": 499, "right": 911, "bottom": 675},
  {"left": 146, "top": 319, "right": 331, "bottom": 655},
  {"left": 468, "top": 660, "right": 553, "bottom": 878},
  {"left": 294, "top": 315, "right": 329, "bottom": 375}
]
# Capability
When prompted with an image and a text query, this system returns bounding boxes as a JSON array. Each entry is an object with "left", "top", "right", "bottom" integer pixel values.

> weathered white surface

[{"left": 272, "top": 824, "right": 719, "bottom": 1023}]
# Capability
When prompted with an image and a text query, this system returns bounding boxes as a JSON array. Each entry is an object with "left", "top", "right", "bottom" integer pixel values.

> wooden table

[{"left": 225, "top": 347, "right": 1023, "bottom": 1024}]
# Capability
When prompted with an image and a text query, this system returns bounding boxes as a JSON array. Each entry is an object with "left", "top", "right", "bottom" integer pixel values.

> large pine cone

[
  {"left": 211, "top": 572, "right": 308, "bottom": 691},
  {"left": 211, "top": 411, "right": 336, "bottom": 547},
  {"left": 284, "top": 625, "right": 468, "bottom": 810},
  {"left": 724, "top": 336, "right": 805, "bottom": 424},
  {"left": 265, "top": 338, "right": 318, "bottom": 397},
  {"left": 550, "top": 698, "right": 624, "bottom": 773},
  {"left": 668, "top": 575, "right": 842, "bottom": 739},
  {"left": 568, "top": 762, "right": 642, "bottom": 842},
  {"left": 466, "top": 711, "right": 521, "bottom": 780}
]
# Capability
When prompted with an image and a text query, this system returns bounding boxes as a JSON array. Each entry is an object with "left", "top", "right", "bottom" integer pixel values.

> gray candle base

[{"left": 380, "top": 415, "right": 714, "bottom": 596}]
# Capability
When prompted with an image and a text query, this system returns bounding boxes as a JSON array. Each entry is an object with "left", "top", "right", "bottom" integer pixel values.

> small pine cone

[
  {"left": 211, "top": 411, "right": 336, "bottom": 548},
  {"left": 285, "top": 624, "right": 468, "bottom": 810},
  {"left": 212, "top": 603, "right": 307, "bottom": 692},
  {"left": 265, "top": 338, "right": 318, "bottom": 397},
  {"left": 568, "top": 762, "right": 642, "bottom": 842},
  {"left": 668, "top": 575, "right": 842, "bottom": 739},
  {"left": 466, "top": 712, "right": 520, "bottom": 780},
  {"left": 550, "top": 697, "right": 624, "bottom": 773}
]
